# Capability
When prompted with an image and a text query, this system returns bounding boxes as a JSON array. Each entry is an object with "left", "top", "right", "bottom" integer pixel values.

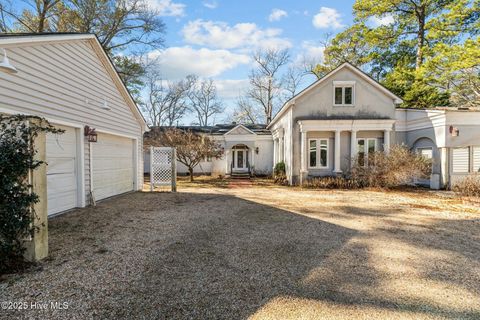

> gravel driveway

[{"left": 1, "top": 180, "right": 480, "bottom": 319}]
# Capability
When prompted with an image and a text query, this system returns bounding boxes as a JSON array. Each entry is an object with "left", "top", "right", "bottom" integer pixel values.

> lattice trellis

[{"left": 150, "top": 147, "right": 177, "bottom": 192}]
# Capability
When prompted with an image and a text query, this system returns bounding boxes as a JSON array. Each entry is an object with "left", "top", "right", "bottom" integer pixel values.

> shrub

[
  {"left": 273, "top": 161, "right": 288, "bottom": 185},
  {"left": 350, "top": 145, "right": 431, "bottom": 188},
  {"left": 0, "top": 115, "right": 62, "bottom": 274},
  {"left": 304, "top": 176, "right": 360, "bottom": 189},
  {"left": 452, "top": 176, "right": 480, "bottom": 197}
]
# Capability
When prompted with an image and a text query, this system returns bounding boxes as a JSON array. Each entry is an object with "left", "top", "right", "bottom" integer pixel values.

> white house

[
  {"left": 144, "top": 124, "right": 273, "bottom": 177},
  {"left": 268, "top": 62, "right": 480, "bottom": 189},
  {"left": 150, "top": 63, "right": 480, "bottom": 189},
  {"left": 0, "top": 33, "right": 147, "bottom": 216}
]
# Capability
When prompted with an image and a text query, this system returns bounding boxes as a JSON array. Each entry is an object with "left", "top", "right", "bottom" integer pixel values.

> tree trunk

[
  {"left": 415, "top": 6, "right": 426, "bottom": 70},
  {"left": 188, "top": 167, "right": 194, "bottom": 181}
]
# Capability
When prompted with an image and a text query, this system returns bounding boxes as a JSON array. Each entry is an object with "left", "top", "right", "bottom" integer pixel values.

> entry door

[{"left": 233, "top": 149, "right": 247, "bottom": 171}]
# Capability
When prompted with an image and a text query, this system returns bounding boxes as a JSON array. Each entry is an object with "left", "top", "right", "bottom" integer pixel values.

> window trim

[
  {"left": 333, "top": 81, "right": 355, "bottom": 106},
  {"left": 308, "top": 138, "right": 329, "bottom": 169},
  {"left": 357, "top": 138, "right": 377, "bottom": 166}
]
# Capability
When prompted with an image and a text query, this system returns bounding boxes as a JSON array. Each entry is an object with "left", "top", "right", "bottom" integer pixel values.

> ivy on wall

[{"left": 0, "top": 115, "right": 63, "bottom": 274}]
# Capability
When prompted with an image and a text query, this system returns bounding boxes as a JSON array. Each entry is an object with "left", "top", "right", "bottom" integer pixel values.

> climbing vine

[{"left": 0, "top": 114, "right": 63, "bottom": 273}]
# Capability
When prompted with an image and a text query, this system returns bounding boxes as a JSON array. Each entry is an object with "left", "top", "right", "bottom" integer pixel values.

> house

[
  {"left": 0, "top": 33, "right": 146, "bottom": 216},
  {"left": 268, "top": 62, "right": 480, "bottom": 189},
  {"left": 149, "top": 62, "right": 480, "bottom": 189},
  {"left": 144, "top": 123, "right": 273, "bottom": 177}
]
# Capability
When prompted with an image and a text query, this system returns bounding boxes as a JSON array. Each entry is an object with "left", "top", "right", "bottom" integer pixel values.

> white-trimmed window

[
  {"left": 474, "top": 147, "right": 480, "bottom": 173},
  {"left": 357, "top": 138, "right": 376, "bottom": 166},
  {"left": 333, "top": 81, "right": 355, "bottom": 106},
  {"left": 452, "top": 147, "right": 470, "bottom": 173},
  {"left": 309, "top": 139, "right": 328, "bottom": 168}
]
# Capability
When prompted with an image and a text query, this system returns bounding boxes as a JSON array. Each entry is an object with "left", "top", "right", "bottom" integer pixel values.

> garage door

[
  {"left": 92, "top": 133, "right": 134, "bottom": 200},
  {"left": 46, "top": 125, "right": 78, "bottom": 216}
]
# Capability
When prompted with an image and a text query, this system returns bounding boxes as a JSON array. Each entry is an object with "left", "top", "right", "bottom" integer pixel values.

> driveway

[{"left": 1, "top": 180, "right": 480, "bottom": 319}]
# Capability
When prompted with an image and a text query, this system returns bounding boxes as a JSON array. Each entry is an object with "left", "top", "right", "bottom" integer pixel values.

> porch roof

[{"left": 298, "top": 119, "right": 395, "bottom": 132}]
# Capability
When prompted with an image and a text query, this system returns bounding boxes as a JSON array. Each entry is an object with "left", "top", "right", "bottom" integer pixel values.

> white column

[
  {"left": 334, "top": 130, "right": 342, "bottom": 173},
  {"left": 225, "top": 149, "right": 230, "bottom": 174},
  {"left": 384, "top": 129, "right": 391, "bottom": 153},
  {"left": 350, "top": 130, "right": 357, "bottom": 168},
  {"left": 273, "top": 139, "right": 277, "bottom": 165},
  {"left": 300, "top": 131, "right": 307, "bottom": 172}
]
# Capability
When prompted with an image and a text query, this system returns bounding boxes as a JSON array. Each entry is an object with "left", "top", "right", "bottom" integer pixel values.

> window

[
  {"left": 418, "top": 148, "right": 433, "bottom": 160},
  {"left": 309, "top": 139, "right": 328, "bottom": 168},
  {"left": 357, "top": 138, "right": 376, "bottom": 166},
  {"left": 452, "top": 147, "right": 469, "bottom": 173},
  {"left": 333, "top": 81, "right": 355, "bottom": 106}
]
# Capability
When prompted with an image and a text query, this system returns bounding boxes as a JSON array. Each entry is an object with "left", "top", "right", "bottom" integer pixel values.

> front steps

[{"left": 230, "top": 172, "right": 251, "bottom": 179}]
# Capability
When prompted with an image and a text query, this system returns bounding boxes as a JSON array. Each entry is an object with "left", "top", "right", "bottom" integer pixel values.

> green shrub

[
  {"left": 452, "top": 176, "right": 480, "bottom": 197},
  {"left": 0, "top": 115, "right": 62, "bottom": 274},
  {"left": 273, "top": 162, "right": 288, "bottom": 185}
]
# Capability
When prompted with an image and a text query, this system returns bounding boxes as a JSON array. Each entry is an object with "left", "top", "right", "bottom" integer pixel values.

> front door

[{"left": 233, "top": 149, "right": 248, "bottom": 171}]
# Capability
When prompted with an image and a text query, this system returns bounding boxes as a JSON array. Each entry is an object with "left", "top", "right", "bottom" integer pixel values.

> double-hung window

[
  {"left": 309, "top": 139, "right": 328, "bottom": 168},
  {"left": 333, "top": 81, "right": 355, "bottom": 106},
  {"left": 357, "top": 138, "right": 376, "bottom": 166}
]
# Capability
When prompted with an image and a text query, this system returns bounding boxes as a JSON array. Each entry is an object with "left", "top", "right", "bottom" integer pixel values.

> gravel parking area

[{"left": 1, "top": 178, "right": 480, "bottom": 319}]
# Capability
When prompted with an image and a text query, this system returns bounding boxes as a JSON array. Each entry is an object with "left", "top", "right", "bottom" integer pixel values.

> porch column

[
  {"left": 300, "top": 131, "right": 307, "bottom": 172},
  {"left": 225, "top": 149, "right": 230, "bottom": 174},
  {"left": 334, "top": 130, "right": 342, "bottom": 174},
  {"left": 384, "top": 129, "right": 391, "bottom": 153},
  {"left": 350, "top": 130, "right": 357, "bottom": 168},
  {"left": 273, "top": 139, "right": 277, "bottom": 165}
]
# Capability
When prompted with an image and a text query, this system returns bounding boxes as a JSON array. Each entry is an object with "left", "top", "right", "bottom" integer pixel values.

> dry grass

[{"left": 1, "top": 179, "right": 480, "bottom": 319}]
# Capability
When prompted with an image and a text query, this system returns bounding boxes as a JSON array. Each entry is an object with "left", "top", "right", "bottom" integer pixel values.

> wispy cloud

[
  {"left": 182, "top": 19, "right": 292, "bottom": 50},
  {"left": 202, "top": 1, "right": 218, "bottom": 9},
  {"left": 146, "top": 0, "right": 186, "bottom": 17},
  {"left": 148, "top": 46, "right": 250, "bottom": 79},
  {"left": 268, "top": 9, "right": 288, "bottom": 22},
  {"left": 312, "top": 7, "right": 344, "bottom": 29}
]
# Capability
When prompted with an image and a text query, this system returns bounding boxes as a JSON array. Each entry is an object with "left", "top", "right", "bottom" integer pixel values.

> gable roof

[
  {"left": 224, "top": 124, "right": 256, "bottom": 135},
  {"left": 267, "top": 62, "right": 403, "bottom": 128},
  {"left": 0, "top": 33, "right": 147, "bottom": 130}
]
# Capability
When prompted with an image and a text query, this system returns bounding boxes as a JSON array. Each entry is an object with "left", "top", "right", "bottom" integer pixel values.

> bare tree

[
  {"left": 144, "top": 128, "right": 223, "bottom": 181},
  {"left": 188, "top": 78, "right": 223, "bottom": 126},
  {"left": 163, "top": 75, "right": 196, "bottom": 127},
  {"left": 282, "top": 66, "right": 305, "bottom": 100},
  {"left": 232, "top": 96, "right": 263, "bottom": 124},
  {"left": 142, "top": 69, "right": 166, "bottom": 126},
  {"left": 247, "top": 49, "right": 290, "bottom": 124}
]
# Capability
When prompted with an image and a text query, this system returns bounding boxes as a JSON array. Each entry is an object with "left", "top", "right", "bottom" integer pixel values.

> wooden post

[
  {"left": 171, "top": 148, "right": 177, "bottom": 192},
  {"left": 24, "top": 121, "right": 48, "bottom": 262}
]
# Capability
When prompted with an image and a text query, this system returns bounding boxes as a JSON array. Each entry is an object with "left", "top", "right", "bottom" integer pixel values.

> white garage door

[
  {"left": 46, "top": 125, "right": 78, "bottom": 216},
  {"left": 92, "top": 133, "right": 134, "bottom": 201}
]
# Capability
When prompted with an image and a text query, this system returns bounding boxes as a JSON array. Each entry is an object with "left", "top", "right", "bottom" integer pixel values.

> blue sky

[{"left": 145, "top": 0, "right": 366, "bottom": 123}]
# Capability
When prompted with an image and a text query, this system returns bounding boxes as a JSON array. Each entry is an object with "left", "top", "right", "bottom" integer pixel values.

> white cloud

[
  {"left": 312, "top": 7, "right": 344, "bottom": 29},
  {"left": 182, "top": 19, "right": 292, "bottom": 50},
  {"left": 215, "top": 79, "right": 250, "bottom": 99},
  {"left": 202, "top": 1, "right": 218, "bottom": 9},
  {"left": 368, "top": 15, "right": 394, "bottom": 27},
  {"left": 268, "top": 9, "right": 288, "bottom": 22},
  {"left": 146, "top": 0, "right": 186, "bottom": 17},
  {"left": 148, "top": 46, "right": 250, "bottom": 79}
]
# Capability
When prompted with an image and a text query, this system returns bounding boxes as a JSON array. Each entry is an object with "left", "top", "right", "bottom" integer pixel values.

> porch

[{"left": 298, "top": 119, "right": 396, "bottom": 184}]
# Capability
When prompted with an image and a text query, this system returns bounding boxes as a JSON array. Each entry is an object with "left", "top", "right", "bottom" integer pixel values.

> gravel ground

[{"left": 1, "top": 178, "right": 480, "bottom": 319}]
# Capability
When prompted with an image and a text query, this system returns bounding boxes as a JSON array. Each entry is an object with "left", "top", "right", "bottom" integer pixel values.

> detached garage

[{"left": 0, "top": 33, "right": 147, "bottom": 216}]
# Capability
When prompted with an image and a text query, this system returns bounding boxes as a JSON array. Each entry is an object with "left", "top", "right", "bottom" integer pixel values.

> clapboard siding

[
  {"left": 84, "top": 139, "right": 91, "bottom": 205},
  {"left": 0, "top": 40, "right": 141, "bottom": 137}
]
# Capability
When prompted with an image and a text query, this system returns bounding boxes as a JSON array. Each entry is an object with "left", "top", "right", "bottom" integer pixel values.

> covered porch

[{"left": 298, "top": 119, "right": 396, "bottom": 184}]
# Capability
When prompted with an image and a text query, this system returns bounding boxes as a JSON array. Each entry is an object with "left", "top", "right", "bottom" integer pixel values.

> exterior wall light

[
  {"left": 0, "top": 49, "right": 18, "bottom": 74},
  {"left": 255, "top": 147, "right": 259, "bottom": 154},
  {"left": 84, "top": 126, "right": 98, "bottom": 142}
]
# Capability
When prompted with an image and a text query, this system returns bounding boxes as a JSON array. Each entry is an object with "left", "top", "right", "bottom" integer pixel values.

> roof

[
  {"left": 147, "top": 123, "right": 271, "bottom": 136},
  {"left": 267, "top": 62, "right": 404, "bottom": 129},
  {"left": 0, "top": 32, "right": 148, "bottom": 130}
]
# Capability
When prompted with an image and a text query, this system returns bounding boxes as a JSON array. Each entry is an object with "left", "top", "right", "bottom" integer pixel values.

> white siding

[
  {"left": 452, "top": 147, "right": 470, "bottom": 173},
  {"left": 473, "top": 146, "right": 480, "bottom": 173},
  {"left": 0, "top": 41, "right": 142, "bottom": 137}
]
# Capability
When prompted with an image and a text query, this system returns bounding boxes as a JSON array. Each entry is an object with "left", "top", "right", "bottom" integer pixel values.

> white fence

[{"left": 149, "top": 147, "right": 177, "bottom": 192}]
